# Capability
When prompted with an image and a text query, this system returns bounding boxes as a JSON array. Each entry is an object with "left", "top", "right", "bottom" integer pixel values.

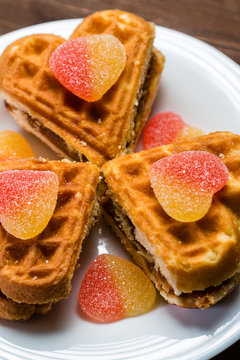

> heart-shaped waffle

[
  {"left": 0, "top": 158, "right": 100, "bottom": 312},
  {"left": 102, "top": 132, "right": 240, "bottom": 309},
  {"left": 0, "top": 10, "right": 165, "bottom": 166}
]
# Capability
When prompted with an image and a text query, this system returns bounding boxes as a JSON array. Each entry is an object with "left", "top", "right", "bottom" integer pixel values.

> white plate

[{"left": 0, "top": 19, "right": 240, "bottom": 360}]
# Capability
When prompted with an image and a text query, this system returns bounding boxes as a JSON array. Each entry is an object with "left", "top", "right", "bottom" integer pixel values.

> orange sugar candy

[
  {"left": 143, "top": 112, "right": 203, "bottom": 150},
  {"left": 0, "top": 170, "right": 59, "bottom": 239},
  {"left": 79, "top": 254, "right": 156, "bottom": 323},
  {"left": 150, "top": 151, "right": 229, "bottom": 222},
  {"left": 0, "top": 130, "right": 34, "bottom": 160},
  {"left": 49, "top": 35, "right": 126, "bottom": 102}
]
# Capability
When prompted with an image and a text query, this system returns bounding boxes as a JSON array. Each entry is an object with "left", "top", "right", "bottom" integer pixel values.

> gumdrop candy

[
  {"left": 143, "top": 112, "right": 203, "bottom": 150},
  {"left": 79, "top": 254, "right": 156, "bottom": 323},
  {"left": 0, "top": 130, "right": 34, "bottom": 160},
  {"left": 143, "top": 112, "right": 185, "bottom": 149},
  {"left": 49, "top": 35, "right": 126, "bottom": 102},
  {"left": 181, "top": 124, "right": 203, "bottom": 140},
  {"left": 0, "top": 170, "right": 59, "bottom": 239},
  {"left": 150, "top": 151, "right": 229, "bottom": 222}
]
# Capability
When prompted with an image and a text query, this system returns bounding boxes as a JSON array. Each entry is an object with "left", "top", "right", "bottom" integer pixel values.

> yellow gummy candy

[{"left": 0, "top": 130, "right": 34, "bottom": 159}]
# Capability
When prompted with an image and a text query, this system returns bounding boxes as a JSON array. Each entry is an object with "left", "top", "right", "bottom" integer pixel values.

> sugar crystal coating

[
  {"left": 143, "top": 112, "right": 185, "bottom": 149},
  {"left": 79, "top": 254, "right": 125, "bottom": 322},
  {"left": 0, "top": 130, "right": 34, "bottom": 159},
  {"left": 143, "top": 112, "right": 204, "bottom": 149},
  {"left": 79, "top": 254, "right": 156, "bottom": 323},
  {"left": 150, "top": 151, "right": 229, "bottom": 222},
  {"left": 0, "top": 170, "right": 59, "bottom": 239},
  {"left": 181, "top": 125, "right": 204, "bottom": 139},
  {"left": 105, "top": 255, "right": 156, "bottom": 317},
  {"left": 49, "top": 35, "right": 126, "bottom": 102}
]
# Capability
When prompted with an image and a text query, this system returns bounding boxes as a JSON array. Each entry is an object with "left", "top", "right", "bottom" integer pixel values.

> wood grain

[
  {"left": 0, "top": 0, "right": 239, "bottom": 64},
  {"left": 0, "top": 1, "right": 239, "bottom": 359}
]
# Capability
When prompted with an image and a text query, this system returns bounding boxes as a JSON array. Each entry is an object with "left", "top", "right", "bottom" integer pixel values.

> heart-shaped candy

[
  {"left": 143, "top": 112, "right": 203, "bottom": 150},
  {"left": 0, "top": 170, "right": 59, "bottom": 239},
  {"left": 79, "top": 254, "right": 156, "bottom": 323},
  {"left": 150, "top": 151, "right": 229, "bottom": 222},
  {"left": 49, "top": 35, "right": 126, "bottom": 102}
]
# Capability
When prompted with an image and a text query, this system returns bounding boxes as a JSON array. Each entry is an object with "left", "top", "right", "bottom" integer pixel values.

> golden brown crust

[
  {"left": 0, "top": 159, "right": 100, "bottom": 305},
  {"left": 0, "top": 10, "right": 165, "bottom": 166},
  {"left": 0, "top": 291, "right": 52, "bottom": 321},
  {"left": 102, "top": 132, "right": 240, "bottom": 298},
  {"left": 130, "top": 48, "right": 165, "bottom": 152}
]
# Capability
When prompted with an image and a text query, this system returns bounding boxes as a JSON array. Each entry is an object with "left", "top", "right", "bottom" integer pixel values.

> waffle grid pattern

[
  {"left": 102, "top": 132, "right": 240, "bottom": 294},
  {"left": 0, "top": 10, "right": 163, "bottom": 166},
  {"left": 0, "top": 159, "right": 100, "bottom": 306}
]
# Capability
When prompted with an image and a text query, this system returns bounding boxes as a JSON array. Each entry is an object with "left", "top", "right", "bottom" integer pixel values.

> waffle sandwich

[
  {"left": 0, "top": 291, "right": 52, "bottom": 321},
  {"left": 0, "top": 158, "right": 100, "bottom": 320},
  {"left": 101, "top": 132, "right": 240, "bottom": 309},
  {"left": 0, "top": 10, "right": 165, "bottom": 167}
]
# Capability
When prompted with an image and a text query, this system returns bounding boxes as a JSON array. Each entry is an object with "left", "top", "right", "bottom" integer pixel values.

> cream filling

[
  {"left": 134, "top": 225, "right": 182, "bottom": 295},
  {"left": 107, "top": 191, "right": 181, "bottom": 295},
  {"left": 85, "top": 197, "right": 100, "bottom": 236},
  {"left": 1, "top": 96, "right": 82, "bottom": 161}
]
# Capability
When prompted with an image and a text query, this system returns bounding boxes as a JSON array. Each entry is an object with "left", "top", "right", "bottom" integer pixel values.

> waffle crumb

[{"left": 75, "top": 192, "right": 82, "bottom": 199}]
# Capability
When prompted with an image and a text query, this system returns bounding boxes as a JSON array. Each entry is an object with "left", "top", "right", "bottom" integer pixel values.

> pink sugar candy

[
  {"left": 143, "top": 112, "right": 185, "bottom": 149},
  {"left": 150, "top": 151, "right": 229, "bottom": 222},
  {"left": 79, "top": 254, "right": 156, "bottom": 323},
  {"left": 79, "top": 254, "right": 125, "bottom": 323},
  {"left": 49, "top": 35, "right": 126, "bottom": 102},
  {"left": 151, "top": 151, "right": 229, "bottom": 193},
  {"left": 0, "top": 170, "right": 59, "bottom": 239}
]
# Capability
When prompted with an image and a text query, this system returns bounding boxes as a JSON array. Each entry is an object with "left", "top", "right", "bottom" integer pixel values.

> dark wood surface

[
  {"left": 0, "top": 1, "right": 239, "bottom": 359},
  {"left": 0, "top": 0, "right": 239, "bottom": 64}
]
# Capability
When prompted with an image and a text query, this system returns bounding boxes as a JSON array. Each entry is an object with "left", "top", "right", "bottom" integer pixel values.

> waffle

[
  {"left": 0, "top": 291, "right": 52, "bottom": 321},
  {"left": 101, "top": 132, "right": 240, "bottom": 309},
  {"left": 0, "top": 10, "right": 165, "bottom": 167},
  {"left": 0, "top": 158, "right": 100, "bottom": 320}
]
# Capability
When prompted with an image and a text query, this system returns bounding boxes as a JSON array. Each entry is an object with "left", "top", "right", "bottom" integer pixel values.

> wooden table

[{"left": 0, "top": 1, "right": 239, "bottom": 359}]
